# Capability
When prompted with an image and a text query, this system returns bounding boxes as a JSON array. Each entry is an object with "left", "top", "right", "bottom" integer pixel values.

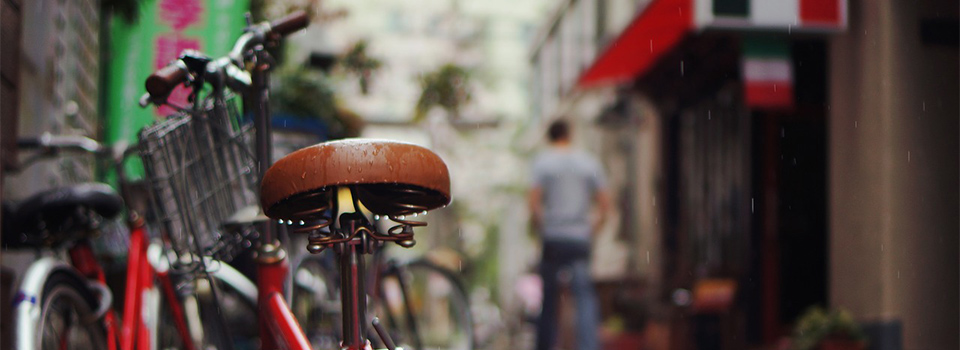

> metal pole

[
  {"left": 339, "top": 222, "right": 367, "bottom": 349},
  {"left": 251, "top": 60, "right": 275, "bottom": 245}
]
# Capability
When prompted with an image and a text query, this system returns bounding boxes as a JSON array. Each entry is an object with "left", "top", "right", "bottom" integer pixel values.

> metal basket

[{"left": 138, "top": 100, "right": 258, "bottom": 268}]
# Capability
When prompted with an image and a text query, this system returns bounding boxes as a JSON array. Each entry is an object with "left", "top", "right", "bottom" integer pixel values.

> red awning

[{"left": 577, "top": 0, "right": 694, "bottom": 88}]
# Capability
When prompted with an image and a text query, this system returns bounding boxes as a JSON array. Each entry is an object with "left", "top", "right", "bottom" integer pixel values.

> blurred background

[{"left": 0, "top": 0, "right": 957, "bottom": 349}]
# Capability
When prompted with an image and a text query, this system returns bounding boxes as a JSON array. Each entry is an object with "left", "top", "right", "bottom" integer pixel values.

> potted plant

[{"left": 790, "top": 307, "right": 867, "bottom": 350}]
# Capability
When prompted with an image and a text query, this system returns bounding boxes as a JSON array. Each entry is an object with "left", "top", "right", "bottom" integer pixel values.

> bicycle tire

[
  {"left": 31, "top": 270, "right": 107, "bottom": 350},
  {"left": 291, "top": 255, "right": 343, "bottom": 349},
  {"left": 376, "top": 259, "right": 474, "bottom": 350}
]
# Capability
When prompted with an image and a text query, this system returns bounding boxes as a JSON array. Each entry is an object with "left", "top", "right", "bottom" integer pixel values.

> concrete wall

[{"left": 829, "top": 0, "right": 959, "bottom": 348}]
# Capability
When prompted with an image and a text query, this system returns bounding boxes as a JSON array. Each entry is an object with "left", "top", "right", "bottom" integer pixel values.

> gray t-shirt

[{"left": 531, "top": 147, "right": 607, "bottom": 242}]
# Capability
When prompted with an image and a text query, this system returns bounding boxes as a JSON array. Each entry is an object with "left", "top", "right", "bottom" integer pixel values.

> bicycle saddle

[
  {"left": 260, "top": 139, "right": 450, "bottom": 221},
  {"left": 3, "top": 183, "right": 123, "bottom": 248}
]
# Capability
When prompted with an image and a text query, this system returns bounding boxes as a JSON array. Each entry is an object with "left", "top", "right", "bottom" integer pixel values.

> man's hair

[{"left": 547, "top": 119, "right": 570, "bottom": 142}]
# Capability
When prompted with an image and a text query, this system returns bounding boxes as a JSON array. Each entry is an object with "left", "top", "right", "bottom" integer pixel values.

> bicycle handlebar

[
  {"left": 144, "top": 60, "right": 190, "bottom": 99},
  {"left": 268, "top": 11, "right": 310, "bottom": 38},
  {"left": 144, "top": 11, "right": 309, "bottom": 105},
  {"left": 16, "top": 133, "right": 139, "bottom": 175},
  {"left": 18, "top": 133, "right": 104, "bottom": 154}
]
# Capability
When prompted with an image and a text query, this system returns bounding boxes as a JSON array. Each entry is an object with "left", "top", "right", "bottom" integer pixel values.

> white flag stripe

[
  {"left": 696, "top": 0, "right": 716, "bottom": 27},
  {"left": 750, "top": 0, "right": 799, "bottom": 26},
  {"left": 743, "top": 59, "right": 793, "bottom": 82}
]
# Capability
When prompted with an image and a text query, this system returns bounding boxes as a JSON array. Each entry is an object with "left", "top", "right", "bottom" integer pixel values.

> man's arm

[
  {"left": 592, "top": 189, "right": 611, "bottom": 236},
  {"left": 528, "top": 186, "right": 543, "bottom": 233}
]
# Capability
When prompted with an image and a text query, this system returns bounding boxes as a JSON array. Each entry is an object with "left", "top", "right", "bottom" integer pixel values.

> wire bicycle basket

[{"left": 139, "top": 97, "right": 258, "bottom": 271}]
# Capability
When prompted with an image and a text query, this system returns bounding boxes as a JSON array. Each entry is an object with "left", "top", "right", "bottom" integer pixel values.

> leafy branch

[
  {"left": 413, "top": 63, "right": 471, "bottom": 122},
  {"left": 340, "top": 40, "right": 383, "bottom": 95}
]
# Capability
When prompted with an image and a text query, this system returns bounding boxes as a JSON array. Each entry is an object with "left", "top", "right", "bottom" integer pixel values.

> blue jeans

[{"left": 536, "top": 240, "right": 599, "bottom": 350}]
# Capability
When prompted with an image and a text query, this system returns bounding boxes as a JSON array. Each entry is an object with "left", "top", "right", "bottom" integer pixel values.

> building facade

[{"left": 530, "top": 0, "right": 958, "bottom": 349}]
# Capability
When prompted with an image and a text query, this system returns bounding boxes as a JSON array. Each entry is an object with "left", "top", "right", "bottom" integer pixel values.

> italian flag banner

[
  {"left": 704, "top": 0, "right": 845, "bottom": 29},
  {"left": 741, "top": 37, "right": 793, "bottom": 110}
]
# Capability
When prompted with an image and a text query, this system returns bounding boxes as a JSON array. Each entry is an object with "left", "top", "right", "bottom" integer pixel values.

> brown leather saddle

[{"left": 260, "top": 139, "right": 450, "bottom": 225}]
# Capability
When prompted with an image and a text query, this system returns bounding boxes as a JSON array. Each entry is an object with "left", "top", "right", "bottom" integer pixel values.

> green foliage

[
  {"left": 271, "top": 65, "right": 361, "bottom": 138},
  {"left": 465, "top": 224, "right": 500, "bottom": 304},
  {"left": 790, "top": 306, "right": 867, "bottom": 350},
  {"left": 252, "top": 0, "right": 348, "bottom": 23},
  {"left": 340, "top": 40, "right": 383, "bottom": 95},
  {"left": 272, "top": 66, "right": 337, "bottom": 120},
  {"left": 414, "top": 63, "right": 471, "bottom": 122}
]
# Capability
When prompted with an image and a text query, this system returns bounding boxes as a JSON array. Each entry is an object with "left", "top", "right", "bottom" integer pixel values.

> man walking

[{"left": 529, "top": 119, "right": 610, "bottom": 350}]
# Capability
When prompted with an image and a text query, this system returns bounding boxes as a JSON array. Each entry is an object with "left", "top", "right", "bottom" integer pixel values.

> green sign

[{"left": 105, "top": 0, "right": 248, "bottom": 180}]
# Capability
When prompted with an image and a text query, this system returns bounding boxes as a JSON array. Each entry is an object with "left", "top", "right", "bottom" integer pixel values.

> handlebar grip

[
  {"left": 268, "top": 11, "right": 310, "bottom": 37},
  {"left": 145, "top": 62, "right": 189, "bottom": 98}
]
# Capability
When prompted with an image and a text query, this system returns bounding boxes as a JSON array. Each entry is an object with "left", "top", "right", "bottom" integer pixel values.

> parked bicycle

[
  {"left": 4, "top": 131, "right": 258, "bottom": 350},
  {"left": 4, "top": 134, "right": 123, "bottom": 350},
  {"left": 7, "top": 9, "right": 468, "bottom": 350},
  {"left": 7, "top": 11, "right": 309, "bottom": 350},
  {"left": 142, "top": 9, "right": 470, "bottom": 350}
]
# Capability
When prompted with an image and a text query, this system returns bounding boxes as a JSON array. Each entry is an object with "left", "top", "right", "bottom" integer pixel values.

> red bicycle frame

[
  {"left": 68, "top": 218, "right": 194, "bottom": 350},
  {"left": 258, "top": 250, "right": 312, "bottom": 350}
]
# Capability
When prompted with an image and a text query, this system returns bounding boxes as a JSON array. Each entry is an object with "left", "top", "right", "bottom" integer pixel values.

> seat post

[{"left": 338, "top": 217, "right": 367, "bottom": 350}]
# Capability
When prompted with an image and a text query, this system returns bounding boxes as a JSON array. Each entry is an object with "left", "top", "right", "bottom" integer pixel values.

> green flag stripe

[
  {"left": 742, "top": 36, "right": 790, "bottom": 58},
  {"left": 714, "top": 0, "right": 749, "bottom": 17}
]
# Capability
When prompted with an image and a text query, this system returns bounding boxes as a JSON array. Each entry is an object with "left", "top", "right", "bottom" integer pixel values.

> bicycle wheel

[
  {"left": 377, "top": 260, "right": 474, "bottom": 350},
  {"left": 291, "top": 255, "right": 342, "bottom": 350},
  {"left": 34, "top": 271, "right": 107, "bottom": 350}
]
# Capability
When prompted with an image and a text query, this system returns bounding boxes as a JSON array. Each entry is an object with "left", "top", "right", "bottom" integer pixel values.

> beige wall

[
  {"left": 634, "top": 97, "right": 663, "bottom": 287},
  {"left": 829, "top": 0, "right": 959, "bottom": 348}
]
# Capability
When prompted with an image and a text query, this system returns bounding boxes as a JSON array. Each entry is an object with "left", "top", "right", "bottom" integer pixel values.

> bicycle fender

[
  {"left": 12, "top": 258, "right": 83, "bottom": 350},
  {"left": 208, "top": 260, "right": 258, "bottom": 307}
]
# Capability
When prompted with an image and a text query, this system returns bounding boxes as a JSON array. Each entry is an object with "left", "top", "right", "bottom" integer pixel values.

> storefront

[{"left": 531, "top": 0, "right": 844, "bottom": 347}]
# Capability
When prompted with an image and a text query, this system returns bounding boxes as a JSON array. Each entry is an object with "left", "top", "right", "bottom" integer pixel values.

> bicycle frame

[
  {"left": 63, "top": 221, "right": 189, "bottom": 350},
  {"left": 247, "top": 48, "right": 369, "bottom": 350},
  {"left": 248, "top": 32, "right": 315, "bottom": 350}
]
